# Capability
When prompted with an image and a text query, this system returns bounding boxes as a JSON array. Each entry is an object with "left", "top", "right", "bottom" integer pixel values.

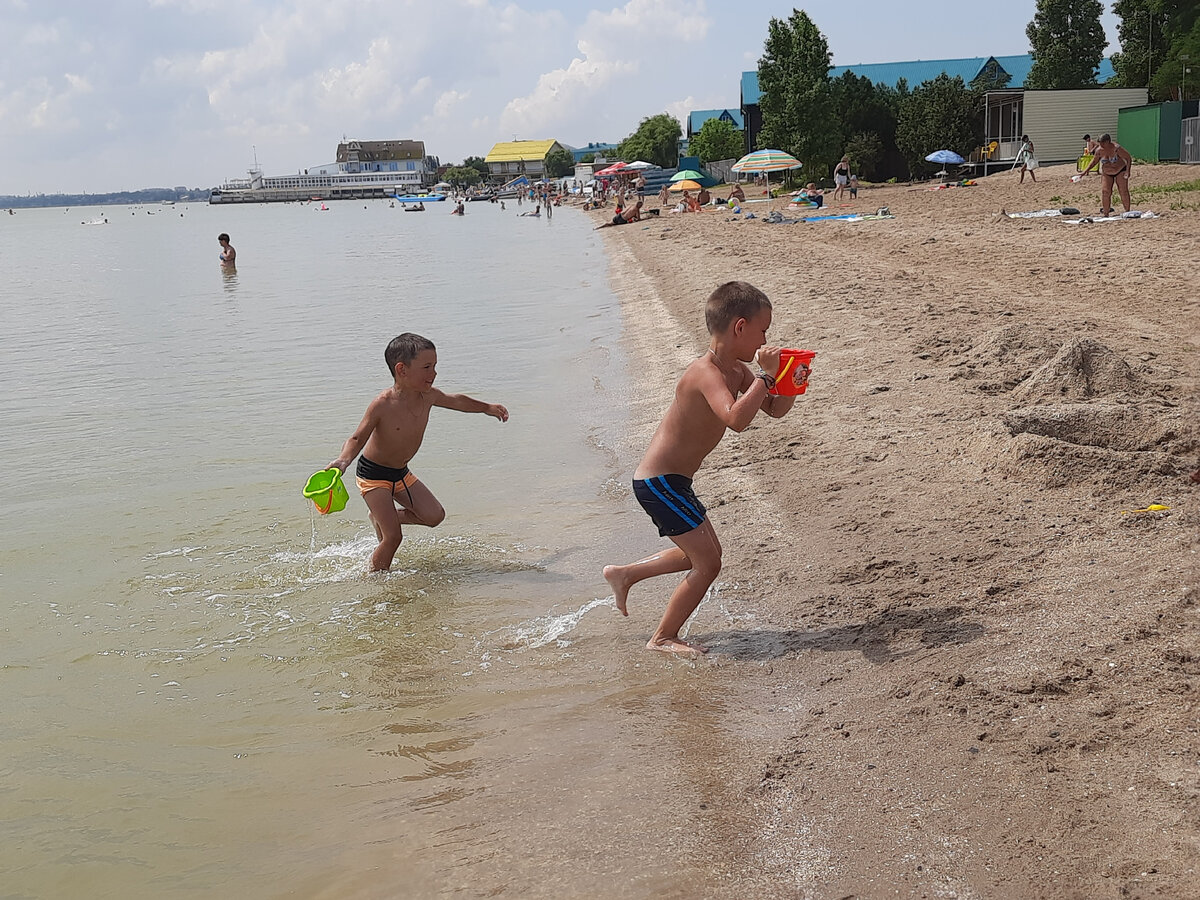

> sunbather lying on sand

[{"left": 595, "top": 200, "right": 643, "bottom": 229}]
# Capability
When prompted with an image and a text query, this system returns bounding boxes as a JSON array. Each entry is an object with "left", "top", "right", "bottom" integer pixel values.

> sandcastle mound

[
  {"left": 1002, "top": 403, "right": 1172, "bottom": 453},
  {"left": 1011, "top": 337, "right": 1140, "bottom": 403},
  {"left": 940, "top": 323, "right": 1060, "bottom": 393},
  {"left": 1002, "top": 434, "right": 1182, "bottom": 489}
]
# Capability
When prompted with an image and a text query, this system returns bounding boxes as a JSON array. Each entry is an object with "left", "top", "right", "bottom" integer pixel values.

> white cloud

[
  {"left": 432, "top": 89, "right": 469, "bottom": 118},
  {"left": 664, "top": 96, "right": 697, "bottom": 127},
  {"left": 591, "top": 0, "right": 710, "bottom": 41},
  {"left": 500, "top": 40, "right": 636, "bottom": 136},
  {"left": 0, "top": 72, "right": 93, "bottom": 133}
]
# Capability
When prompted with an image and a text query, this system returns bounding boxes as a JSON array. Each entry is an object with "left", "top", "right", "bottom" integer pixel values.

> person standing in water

[
  {"left": 327, "top": 333, "right": 508, "bottom": 573},
  {"left": 218, "top": 233, "right": 236, "bottom": 266}
]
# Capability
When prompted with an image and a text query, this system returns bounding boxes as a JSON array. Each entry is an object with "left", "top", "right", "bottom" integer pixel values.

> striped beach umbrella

[
  {"left": 731, "top": 149, "right": 802, "bottom": 172},
  {"left": 731, "top": 149, "right": 802, "bottom": 211}
]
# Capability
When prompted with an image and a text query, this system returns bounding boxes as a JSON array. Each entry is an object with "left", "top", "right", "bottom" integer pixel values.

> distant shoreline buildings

[{"left": 210, "top": 139, "right": 440, "bottom": 204}]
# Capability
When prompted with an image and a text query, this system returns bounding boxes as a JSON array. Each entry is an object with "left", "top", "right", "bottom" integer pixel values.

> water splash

[{"left": 482, "top": 596, "right": 613, "bottom": 651}]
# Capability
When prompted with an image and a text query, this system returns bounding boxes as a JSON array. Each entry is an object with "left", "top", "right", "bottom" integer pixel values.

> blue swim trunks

[{"left": 633, "top": 474, "right": 707, "bottom": 537}]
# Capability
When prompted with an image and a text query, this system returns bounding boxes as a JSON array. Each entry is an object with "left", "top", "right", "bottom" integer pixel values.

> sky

[{"left": 0, "top": 0, "right": 1122, "bottom": 194}]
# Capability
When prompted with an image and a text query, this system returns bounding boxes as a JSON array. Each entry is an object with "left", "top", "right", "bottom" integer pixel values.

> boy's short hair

[
  {"left": 218, "top": 233, "right": 230, "bottom": 242},
  {"left": 705, "top": 282, "right": 772, "bottom": 335},
  {"left": 385, "top": 333, "right": 436, "bottom": 374}
]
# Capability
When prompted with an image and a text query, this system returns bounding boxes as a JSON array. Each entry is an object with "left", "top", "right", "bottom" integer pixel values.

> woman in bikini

[{"left": 1080, "top": 133, "right": 1133, "bottom": 217}]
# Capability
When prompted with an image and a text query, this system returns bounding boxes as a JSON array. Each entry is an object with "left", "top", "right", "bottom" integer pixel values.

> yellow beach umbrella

[{"left": 668, "top": 180, "right": 701, "bottom": 192}]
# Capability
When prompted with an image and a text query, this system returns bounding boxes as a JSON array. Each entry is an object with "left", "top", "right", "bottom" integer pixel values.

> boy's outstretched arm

[
  {"left": 431, "top": 389, "right": 509, "bottom": 422},
  {"left": 328, "top": 403, "right": 379, "bottom": 473}
]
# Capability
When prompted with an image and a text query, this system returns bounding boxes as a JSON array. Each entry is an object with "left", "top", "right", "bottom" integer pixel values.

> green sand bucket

[{"left": 303, "top": 468, "right": 348, "bottom": 515}]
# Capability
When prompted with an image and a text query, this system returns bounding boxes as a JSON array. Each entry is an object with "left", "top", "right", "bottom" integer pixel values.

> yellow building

[{"left": 484, "top": 140, "right": 567, "bottom": 181}]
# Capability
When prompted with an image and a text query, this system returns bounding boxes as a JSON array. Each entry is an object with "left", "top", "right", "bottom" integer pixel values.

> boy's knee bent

[
  {"left": 423, "top": 505, "right": 446, "bottom": 527},
  {"left": 693, "top": 553, "right": 722, "bottom": 583}
]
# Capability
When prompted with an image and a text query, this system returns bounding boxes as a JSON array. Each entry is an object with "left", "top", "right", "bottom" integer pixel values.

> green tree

[
  {"left": 617, "top": 113, "right": 681, "bottom": 168},
  {"left": 1150, "top": 18, "right": 1200, "bottom": 99},
  {"left": 1112, "top": 1, "right": 1198, "bottom": 94},
  {"left": 895, "top": 74, "right": 980, "bottom": 176},
  {"left": 462, "top": 155, "right": 490, "bottom": 177},
  {"left": 580, "top": 153, "right": 596, "bottom": 164},
  {"left": 756, "top": 9, "right": 842, "bottom": 177},
  {"left": 842, "top": 131, "right": 884, "bottom": 180},
  {"left": 1025, "top": 0, "right": 1108, "bottom": 89},
  {"left": 690, "top": 117, "right": 744, "bottom": 164},
  {"left": 829, "top": 70, "right": 906, "bottom": 178},
  {"left": 544, "top": 146, "right": 576, "bottom": 177},
  {"left": 442, "top": 165, "right": 482, "bottom": 186}
]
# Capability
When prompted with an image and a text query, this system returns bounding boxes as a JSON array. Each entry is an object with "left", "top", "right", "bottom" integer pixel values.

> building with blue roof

[
  {"left": 687, "top": 108, "right": 745, "bottom": 139},
  {"left": 569, "top": 142, "right": 619, "bottom": 162},
  {"left": 741, "top": 53, "right": 1117, "bottom": 154}
]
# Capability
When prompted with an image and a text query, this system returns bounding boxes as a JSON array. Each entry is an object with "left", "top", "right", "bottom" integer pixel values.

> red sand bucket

[{"left": 770, "top": 349, "right": 816, "bottom": 396}]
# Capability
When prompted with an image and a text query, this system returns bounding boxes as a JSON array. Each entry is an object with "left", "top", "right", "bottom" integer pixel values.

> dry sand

[{"left": 592, "top": 163, "right": 1199, "bottom": 899}]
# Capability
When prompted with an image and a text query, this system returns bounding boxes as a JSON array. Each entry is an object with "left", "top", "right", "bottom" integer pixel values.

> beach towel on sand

[
  {"left": 1004, "top": 208, "right": 1065, "bottom": 218},
  {"left": 1062, "top": 211, "right": 1158, "bottom": 225}
]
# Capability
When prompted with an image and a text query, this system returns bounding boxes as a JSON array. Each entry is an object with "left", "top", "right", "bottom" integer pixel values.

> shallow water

[{"left": 0, "top": 200, "right": 738, "bottom": 897}]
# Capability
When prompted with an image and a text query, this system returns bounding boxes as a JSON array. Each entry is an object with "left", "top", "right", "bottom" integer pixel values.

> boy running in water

[
  {"left": 328, "top": 333, "right": 508, "bottom": 572},
  {"left": 603, "top": 282, "right": 802, "bottom": 656}
]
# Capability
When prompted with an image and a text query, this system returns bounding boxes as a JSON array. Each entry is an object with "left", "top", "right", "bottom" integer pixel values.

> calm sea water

[{"left": 0, "top": 200, "right": 737, "bottom": 898}]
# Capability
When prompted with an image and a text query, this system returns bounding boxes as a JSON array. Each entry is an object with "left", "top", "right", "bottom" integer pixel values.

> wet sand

[{"left": 592, "top": 164, "right": 1199, "bottom": 898}]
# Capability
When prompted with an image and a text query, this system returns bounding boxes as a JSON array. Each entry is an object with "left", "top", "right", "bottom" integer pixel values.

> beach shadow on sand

[{"left": 705, "top": 605, "right": 985, "bottom": 665}]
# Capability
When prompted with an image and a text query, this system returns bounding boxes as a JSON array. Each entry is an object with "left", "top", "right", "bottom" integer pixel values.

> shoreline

[{"left": 592, "top": 164, "right": 1199, "bottom": 897}]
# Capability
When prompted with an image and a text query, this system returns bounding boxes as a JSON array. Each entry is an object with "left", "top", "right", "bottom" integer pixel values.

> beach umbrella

[
  {"left": 625, "top": 160, "right": 655, "bottom": 170},
  {"left": 670, "top": 169, "right": 705, "bottom": 182},
  {"left": 595, "top": 162, "right": 628, "bottom": 176},
  {"left": 731, "top": 149, "right": 802, "bottom": 173},
  {"left": 924, "top": 149, "right": 965, "bottom": 165},
  {"left": 668, "top": 180, "right": 701, "bottom": 192},
  {"left": 731, "top": 149, "right": 802, "bottom": 211},
  {"left": 924, "top": 149, "right": 965, "bottom": 179}
]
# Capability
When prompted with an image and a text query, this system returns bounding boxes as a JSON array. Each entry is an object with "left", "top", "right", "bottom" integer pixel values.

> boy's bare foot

[
  {"left": 646, "top": 637, "right": 708, "bottom": 657},
  {"left": 603, "top": 565, "right": 631, "bottom": 616}
]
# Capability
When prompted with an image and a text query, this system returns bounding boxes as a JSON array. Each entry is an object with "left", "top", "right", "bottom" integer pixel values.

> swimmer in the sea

[{"left": 218, "top": 233, "right": 236, "bottom": 266}]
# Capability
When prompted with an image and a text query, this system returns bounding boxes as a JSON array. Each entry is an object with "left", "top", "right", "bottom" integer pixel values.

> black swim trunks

[
  {"left": 355, "top": 456, "right": 418, "bottom": 503},
  {"left": 633, "top": 474, "right": 707, "bottom": 537}
]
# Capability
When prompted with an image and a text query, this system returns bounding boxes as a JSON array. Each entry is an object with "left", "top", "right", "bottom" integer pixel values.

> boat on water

[
  {"left": 212, "top": 168, "right": 432, "bottom": 205},
  {"left": 393, "top": 193, "right": 446, "bottom": 203}
]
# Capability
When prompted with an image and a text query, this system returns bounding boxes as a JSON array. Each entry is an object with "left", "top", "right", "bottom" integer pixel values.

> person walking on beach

[
  {"left": 1016, "top": 135, "right": 1038, "bottom": 183},
  {"left": 602, "top": 282, "right": 801, "bottom": 657},
  {"left": 1079, "top": 134, "right": 1133, "bottom": 217},
  {"left": 327, "top": 333, "right": 508, "bottom": 573},
  {"left": 218, "top": 233, "right": 236, "bottom": 266},
  {"left": 832, "top": 156, "right": 851, "bottom": 201}
]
